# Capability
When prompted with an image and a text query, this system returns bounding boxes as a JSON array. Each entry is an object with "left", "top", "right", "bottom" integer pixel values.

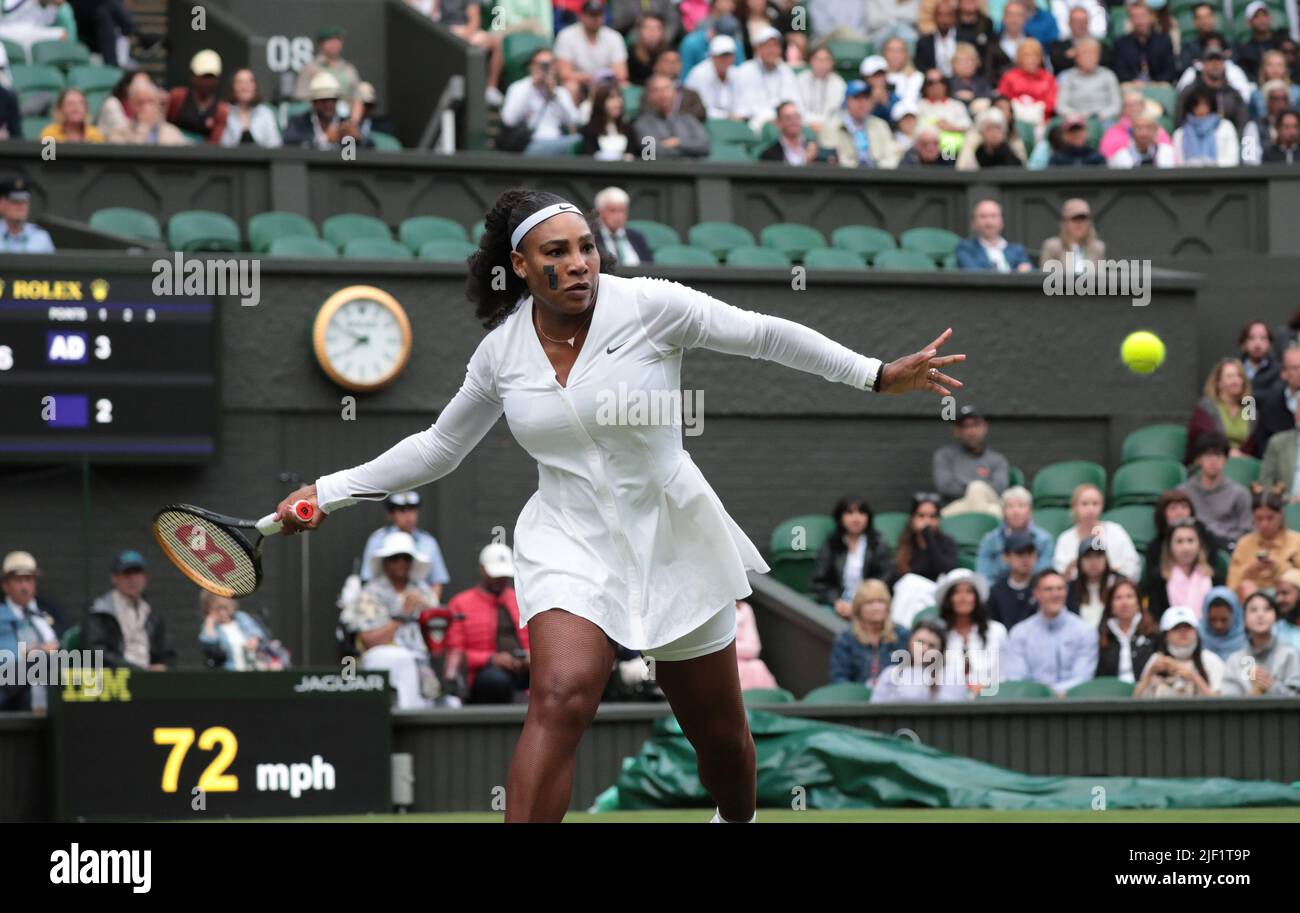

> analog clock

[{"left": 312, "top": 285, "right": 412, "bottom": 392}]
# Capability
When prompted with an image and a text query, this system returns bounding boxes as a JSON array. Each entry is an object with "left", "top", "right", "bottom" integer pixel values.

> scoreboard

[{"left": 0, "top": 272, "right": 218, "bottom": 462}]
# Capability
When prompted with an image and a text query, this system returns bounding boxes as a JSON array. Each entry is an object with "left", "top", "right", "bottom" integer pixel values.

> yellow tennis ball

[{"left": 1121, "top": 331, "right": 1165, "bottom": 374}]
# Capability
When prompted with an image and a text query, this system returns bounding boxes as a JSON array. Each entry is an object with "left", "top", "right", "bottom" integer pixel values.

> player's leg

[
  {"left": 652, "top": 634, "right": 757, "bottom": 823},
  {"left": 504, "top": 608, "right": 615, "bottom": 822}
]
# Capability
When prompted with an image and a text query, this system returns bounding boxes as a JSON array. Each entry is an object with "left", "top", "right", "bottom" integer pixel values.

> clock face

[{"left": 312, "top": 286, "right": 412, "bottom": 392}]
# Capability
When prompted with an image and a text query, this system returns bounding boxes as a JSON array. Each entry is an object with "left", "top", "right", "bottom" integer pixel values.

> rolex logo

[{"left": 90, "top": 278, "right": 109, "bottom": 302}]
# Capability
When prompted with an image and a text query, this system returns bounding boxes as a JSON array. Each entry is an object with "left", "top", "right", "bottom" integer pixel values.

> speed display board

[
  {"left": 0, "top": 272, "right": 218, "bottom": 462},
  {"left": 51, "top": 669, "right": 392, "bottom": 821}
]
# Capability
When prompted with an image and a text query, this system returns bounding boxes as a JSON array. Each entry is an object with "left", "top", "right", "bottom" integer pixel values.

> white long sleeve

[{"left": 314, "top": 343, "right": 504, "bottom": 513}]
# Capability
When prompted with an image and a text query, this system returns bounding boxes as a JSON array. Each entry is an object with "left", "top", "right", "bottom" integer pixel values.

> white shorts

[{"left": 641, "top": 604, "right": 737, "bottom": 663}]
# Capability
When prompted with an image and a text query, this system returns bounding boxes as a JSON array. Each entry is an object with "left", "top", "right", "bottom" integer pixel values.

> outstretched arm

[
  {"left": 636, "top": 278, "right": 964, "bottom": 395},
  {"left": 275, "top": 346, "right": 504, "bottom": 531}
]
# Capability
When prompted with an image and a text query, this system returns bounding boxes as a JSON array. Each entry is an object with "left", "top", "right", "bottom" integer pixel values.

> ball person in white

[{"left": 276, "top": 189, "right": 965, "bottom": 823}]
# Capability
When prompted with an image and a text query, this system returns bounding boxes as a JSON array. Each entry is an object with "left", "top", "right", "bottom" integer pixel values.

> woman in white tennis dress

[{"left": 277, "top": 189, "right": 964, "bottom": 823}]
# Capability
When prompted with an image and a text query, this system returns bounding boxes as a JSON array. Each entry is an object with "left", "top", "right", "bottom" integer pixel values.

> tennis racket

[{"left": 152, "top": 501, "right": 316, "bottom": 598}]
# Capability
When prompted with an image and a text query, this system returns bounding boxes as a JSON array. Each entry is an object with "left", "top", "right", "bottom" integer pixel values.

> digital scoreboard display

[{"left": 0, "top": 272, "right": 218, "bottom": 462}]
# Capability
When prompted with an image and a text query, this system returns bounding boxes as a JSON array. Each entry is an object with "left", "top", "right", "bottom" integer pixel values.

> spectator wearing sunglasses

[{"left": 1039, "top": 198, "right": 1104, "bottom": 274}]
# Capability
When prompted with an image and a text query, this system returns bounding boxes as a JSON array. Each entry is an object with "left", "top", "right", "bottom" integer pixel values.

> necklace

[{"left": 534, "top": 304, "right": 592, "bottom": 347}]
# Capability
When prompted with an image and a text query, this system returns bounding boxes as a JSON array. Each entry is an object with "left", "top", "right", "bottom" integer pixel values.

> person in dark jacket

[
  {"left": 1110, "top": 1, "right": 1177, "bottom": 83},
  {"left": 1096, "top": 578, "right": 1158, "bottom": 682},
  {"left": 1141, "top": 489, "right": 1225, "bottom": 614},
  {"left": 84, "top": 550, "right": 176, "bottom": 670},
  {"left": 1262, "top": 108, "right": 1300, "bottom": 163},
  {"left": 1048, "top": 116, "right": 1104, "bottom": 166},
  {"left": 0, "top": 84, "right": 22, "bottom": 140},
  {"left": 987, "top": 530, "right": 1041, "bottom": 630},
  {"left": 1249, "top": 342, "right": 1300, "bottom": 456},
  {"left": 889, "top": 492, "right": 959, "bottom": 585},
  {"left": 758, "top": 101, "right": 835, "bottom": 163},
  {"left": 810, "top": 494, "right": 895, "bottom": 613},
  {"left": 829, "top": 578, "right": 908, "bottom": 684},
  {"left": 592, "top": 185, "right": 653, "bottom": 266}
]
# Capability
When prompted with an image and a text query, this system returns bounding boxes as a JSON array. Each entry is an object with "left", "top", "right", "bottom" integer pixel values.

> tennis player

[{"left": 275, "top": 188, "right": 964, "bottom": 823}]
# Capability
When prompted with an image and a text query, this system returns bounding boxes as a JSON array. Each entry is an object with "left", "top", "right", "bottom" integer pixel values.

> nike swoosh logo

[{"left": 606, "top": 340, "right": 630, "bottom": 354}]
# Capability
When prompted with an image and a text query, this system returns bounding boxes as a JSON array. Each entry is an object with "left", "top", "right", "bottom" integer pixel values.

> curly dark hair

[{"left": 466, "top": 188, "right": 613, "bottom": 329}]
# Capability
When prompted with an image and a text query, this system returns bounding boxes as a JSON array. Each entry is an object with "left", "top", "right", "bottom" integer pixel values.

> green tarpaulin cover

[{"left": 599, "top": 710, "right": 1300, "bottom": 811}]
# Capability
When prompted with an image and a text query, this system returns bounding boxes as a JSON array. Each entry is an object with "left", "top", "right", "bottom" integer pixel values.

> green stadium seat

[
  {"left": 1138, "top": 83, "right": 1177, "bottom": 118},
  {"left": 872, "top": 511, "right": 909, "bottom": 547},
  {"left": 471, "top": 219, "right": 486, "bottom": 243},
  {"left": 247, "top": 211, "right": 318, "bottom": 254},
  {"left": 60, "top": 624, "right": 81, "bottom": 651},
  {"left": 704, "top": 118, "right": 757, "bottom": 148},
  {"left": 770, "top": 514, "right": 836, "bottom": 558},
  {"left": 322, "top": 213, "right": 391, "bottom": 250},
  {"left": 280, "top": 100, "right": 310, "bottom": 128},
  {"left": 179, "top": 129, "right": 207, "bottom": 145},
  {"left": 343, "top": 237, "right": 414, "bottom": 259},
  {"left": 651, "top": 244, "right": 717, "bottom": 266},
  {"left": 84, "top": 89, "right": 109, "bottom": 118},
  {"left": 759, "top": 222, "right": 827, "bottom": 261},
  {"left": 399, "top": 215, "right": 468, "bottom": 253},
  {"left": 31, "top": 40, "right": 91, "bottom": 70},
  {"left": 942, "top": 252, "right": 958, "bottom": 270},
  {"left": 1014, "top": 117, "right": 1037, "bottom": 155},
  {"left": 369, "top": 131, "right": 402, "bottom": 151},
  {"left": 688, "top": 221, "right": 756, "bottom": 260},
  {"left": 22, "top": 116, "right": 51, "bottom": 136},
  {"left": 742, "top": 687, "right": 796, "bottom": 706},
  {"left": 1009, "top": 466, "right": 1025, "bottom": 488},
  {"left": 978, "top": 679, "right": 1056, "bottom": 700},
  {"left": 899, "top": 226, "right": 961, "bottom": 263},
  {"left": 167, "top": 210, "right": 242, "bottom": 252},
  {"left": 90, "top": 206, "right": 162, "bottom": 243},
  {"left": 1102, "top": 505, "right": 1158, "bottom": 553},
  {"left": 1121, "top": 423, "right": 1187, "bottom": 464},
  {"left": 872, "top": 248, "right": 938, "bottom": 271},
  {"left": 1, "top": 37, "right": 25, "bottom": 65},
  {"left": 267, "top": 236, "right": 339, "bottom": 258},
  {"left": 1032, "top": 506, "right": 1074, "bottom": 538},
  {"left": 1108, "top": 5, "right": 1129, "bottom": 41},
  {"left": 801, "top": 682, "right": 873, "bottom": 704},
  {"left": 802, "top": 247, "right": 867, "bottom": 269},
  {"left": 707, "top": 141, "right": 752, "bottom": 161},
  {"left": 627, "top": 219, "right": 681, "bottom": 251},
  {"left": 1110, "top": 458, "right": 1187, "bottom": 507},
  {"left": 502, "top": 31, "right": 551, "bottom": 87},
  {"left": 726, "top": 245, "right": 791, "bottom": 267},
  {"left": 10, "top": 63, "right": 64, "bottom": 94},
  {"left": 769, "top": 555, "right": 818, "bottom": 594},
  {"left": 827, "top": 38, "right": 872, "bottom": 81},
  {"left": 940, "top": 513, "right": 1000, "bottom": 565},
  {"left": 1066, "top": 677, "right": 1136, "bottom": 699},
  {"left": 1224, "top": 456, "right": 1261, "bottom": 487},
  {"left": 67, "top": 64, "right": 120, "bottom": 93},
  {"left": 417, "top": 239, "right": 478, "bottom": 262},
  {"left": 911, "top": 605, "right": 940, "bottom": 622},
  {"left": 1285, "top": 502, "right": 1300, "bottom": 532},
  {"left": 831, "top": 224, "right": 896, "bottom": 262},
  {"left": 1031, "top": 460, "right": 1107, "bottom": 509},
  {"left": 620, "top": 83, "right": 642, "bottom": 118}
]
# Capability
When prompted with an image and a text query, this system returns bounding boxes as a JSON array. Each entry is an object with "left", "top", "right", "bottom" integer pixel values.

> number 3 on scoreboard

[{"left": 153, "top": 726, "right": 239, "bottom": 793}]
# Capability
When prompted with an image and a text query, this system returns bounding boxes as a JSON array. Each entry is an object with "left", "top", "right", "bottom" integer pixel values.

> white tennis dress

[{"left": 314, "top": 274, "right": 883, "bottom": 650}]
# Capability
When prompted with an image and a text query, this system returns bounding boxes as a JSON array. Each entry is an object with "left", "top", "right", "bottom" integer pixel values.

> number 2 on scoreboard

[{"left": 153, "top": 726, "right": 239, "bottom": 793}]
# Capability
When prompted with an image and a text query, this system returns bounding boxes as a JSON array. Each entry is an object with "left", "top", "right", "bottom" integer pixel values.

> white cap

[
  {"left": 754, "top": 25, "right": 782, "bottom": 45},
  {"left": 2, "top": 550, "right": 38, "bottom": 577},
  {"left": 369, "top": 531, "right": 431, "bottom": 582},
  {"left": 860, "top": 54, "right": 887, "bottom": 77},
  {"left": 891, "top": 98, "right": 918, "bottom": 121},
  {"left": 1160, "top": 605, "right": 1199, "bottom": 631},
  {"left": 309, "top": 71, "right": 342, "bottom": 101},
  {"left": 480, "top": 543, "right": 514, "bottom": 578},
  {"left": 1245, "top": 0, "right": 1269, "bottom": 18},
  {"left": 709, "top": 34, "right": 737, "bottom": 57},
  {"left": 190, "top": 49, "right": 222, "bottom": 77}
]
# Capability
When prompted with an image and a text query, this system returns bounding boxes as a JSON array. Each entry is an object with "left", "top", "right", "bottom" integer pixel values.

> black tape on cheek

[{"left": 543, "top": 265, "right": 558, "bottom": 289}]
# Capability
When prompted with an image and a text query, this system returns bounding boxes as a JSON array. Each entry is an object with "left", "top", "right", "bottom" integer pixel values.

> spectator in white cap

[
  {"left": 891, "top": 98, "right": 919, "bottom": 150},
  {"left": 283, "top": 71, "right": 369, "bottom": 150},
  {"left": 936, "top": 567, "right": 1005, "bottom": 691},
  {"left": 342, "top": 530, "right": 443, "bottom": 709},
  {"left": 685, "top": 33, "right": 744, "bottom": 119},
  {"left": 554, "top": 0, "right": 629, "bottom": 97},
  {"left": 1133, "top": 604, "right": 1224, "bottom": 697},
  {"left": 733, "top": 24, "right": 802, "bottom": 131},
  {"left": 796, "top": 44, "right": 846, "bottom": 133},
  {"left": 820, "top": 78, "right": 900, "bottom": 167},
  {"left": 1, "top": 550, "right": 62, "bottom": 712},
  {"left": 594, "top": 186, "right": 653, "bottom": 266},
  {"left": 859, "top": 54, "right": 899, "bottom": 123},
  {"left": 359, "top": 490, "right": 451, "bottom": 599},
  {"left": 1236, "top": 1, "right": 1289, "bottom": 83},
  {"left": 166, "top": 49, "right": 228, "bottom": 143},
  {"left": 444, "top": 543, "right": 532, "bottom": 704}
]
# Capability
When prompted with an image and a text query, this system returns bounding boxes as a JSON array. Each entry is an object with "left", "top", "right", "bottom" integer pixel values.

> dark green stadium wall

[{"left": 0, "top": 253, "right": 1198, "bottom": 668}]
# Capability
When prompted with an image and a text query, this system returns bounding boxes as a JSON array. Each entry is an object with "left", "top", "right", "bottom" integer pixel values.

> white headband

[{"left": 510, "top": 202, "right": 582, "bottom": 250}]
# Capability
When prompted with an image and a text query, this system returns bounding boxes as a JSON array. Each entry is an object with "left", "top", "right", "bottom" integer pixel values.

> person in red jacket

[
  {"left": 444, "top": 543, "right": 531, "bottom": 704},
  {"left": 997, "top": 37, "right": 1057, "bottom": 121}
]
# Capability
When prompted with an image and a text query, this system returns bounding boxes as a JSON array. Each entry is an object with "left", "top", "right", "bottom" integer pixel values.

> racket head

[{"left": 152, "top": 504, "right": 263, "bottom": 598}]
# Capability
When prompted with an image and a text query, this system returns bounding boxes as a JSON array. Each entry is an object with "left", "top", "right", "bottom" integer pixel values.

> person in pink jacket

[{"left": 735, "top": 600, "right": 778, "bottom": 690}]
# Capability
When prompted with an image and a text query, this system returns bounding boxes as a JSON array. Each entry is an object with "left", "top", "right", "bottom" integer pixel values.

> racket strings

[{"left": 153, "top": 510, "right": 259, "bottom": 597}]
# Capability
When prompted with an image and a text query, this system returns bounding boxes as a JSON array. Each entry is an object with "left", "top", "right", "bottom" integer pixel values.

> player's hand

[
  {"left": 877, "top": 328, "right": 965, "bottom": 396},
  {"left": 276, "top": 484, "right": 325, "bottom": 536}
]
